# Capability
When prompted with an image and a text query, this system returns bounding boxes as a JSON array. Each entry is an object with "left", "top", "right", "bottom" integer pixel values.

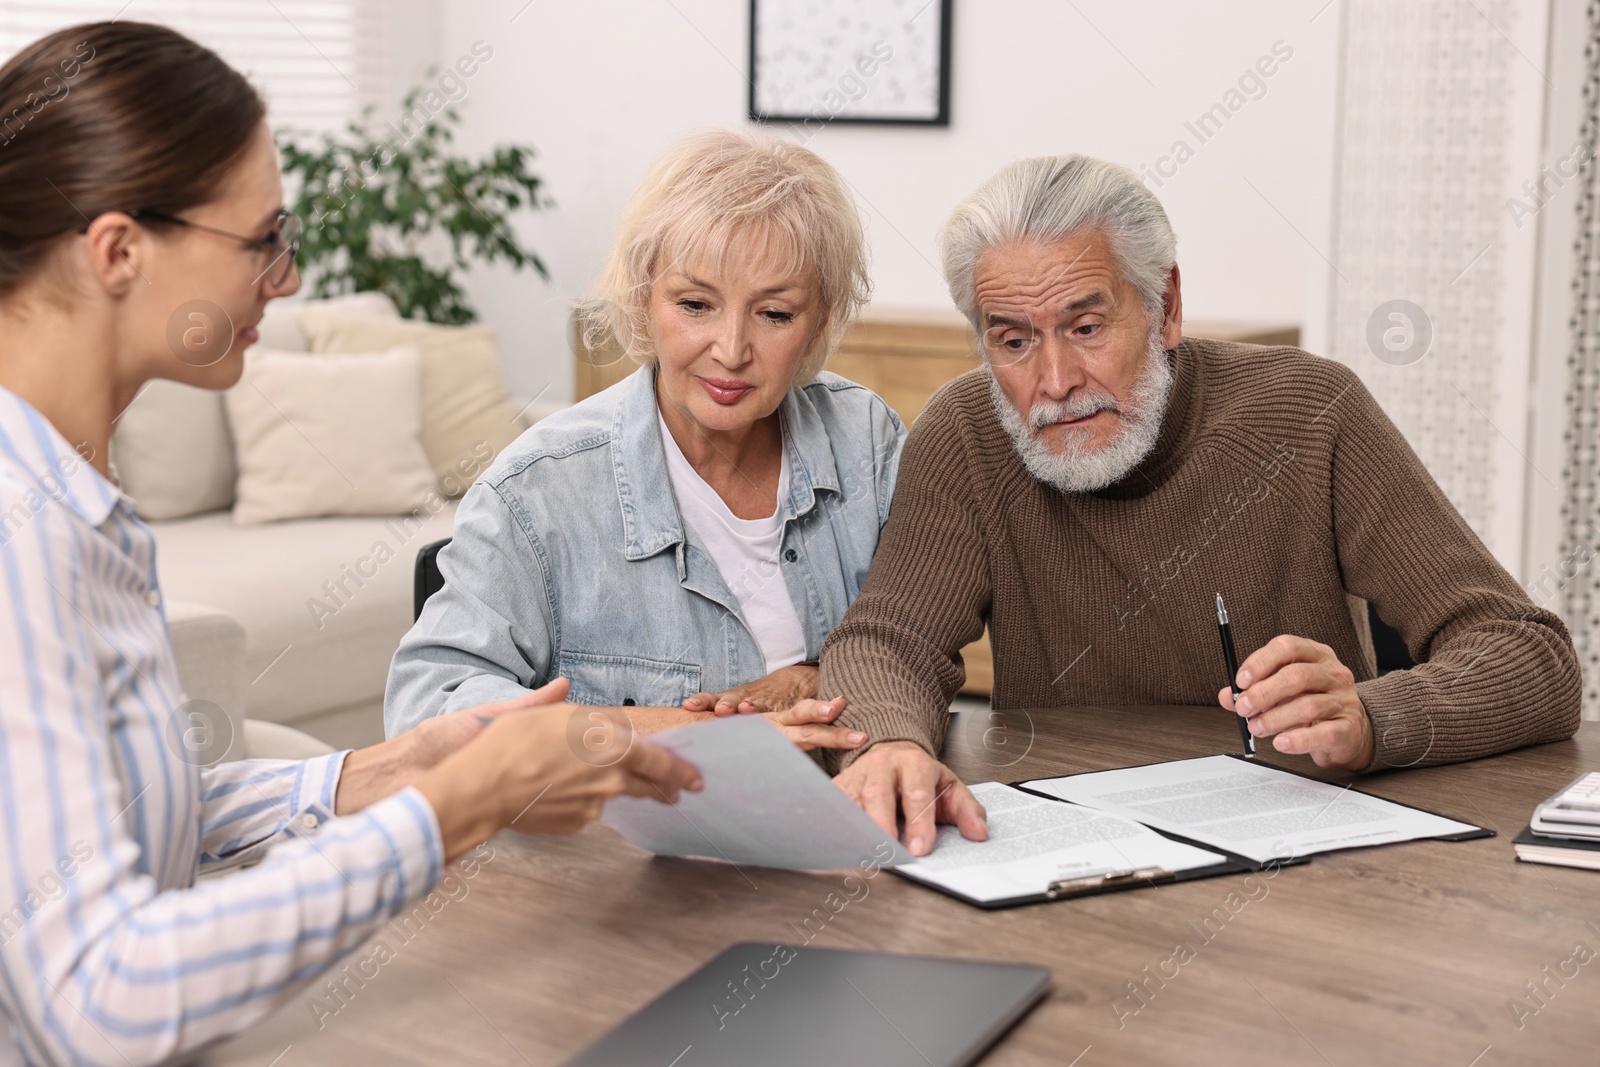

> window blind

[{"left": 0, "top": 1, "right": 392, "bottom": 133}]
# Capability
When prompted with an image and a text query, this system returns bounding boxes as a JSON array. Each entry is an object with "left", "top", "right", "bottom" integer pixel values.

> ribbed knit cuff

[
  {"left": 821, "top": 642, "right": 953, "bottom": 773},
  {"left": 1356, "top": 675, "right": 1435, "bottom": 770},
  {"left": 830, "top": 705, "right": 942, "bottom": 773}
]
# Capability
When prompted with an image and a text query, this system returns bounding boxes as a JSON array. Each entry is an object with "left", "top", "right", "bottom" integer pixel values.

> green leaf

[{"left": 275, "top": 82, "right": 549, "bottom": 326}]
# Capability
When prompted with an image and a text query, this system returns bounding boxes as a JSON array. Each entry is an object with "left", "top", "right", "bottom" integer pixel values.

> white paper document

[
  {"left": 895, "top": 782, "right": 1226, "bottom": 904},
  {"left": 601, "top": 715, "right": 913, "bottom": 870},
  {"left": 1024, "top": 755, "right": 1481, "bottom": 864}
]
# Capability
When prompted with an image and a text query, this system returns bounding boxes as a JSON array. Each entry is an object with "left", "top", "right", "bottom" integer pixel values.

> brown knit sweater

[{"left": 818, "top": 338, "right": 1582, "bottom": 773}]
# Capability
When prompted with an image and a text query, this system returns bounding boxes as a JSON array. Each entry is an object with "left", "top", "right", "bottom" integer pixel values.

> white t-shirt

[{"left": 658, "top": 412, "right": 808, "bottom": 674}]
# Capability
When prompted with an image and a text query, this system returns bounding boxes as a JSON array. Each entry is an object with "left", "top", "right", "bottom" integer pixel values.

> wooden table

[{"left": 206, "top": 707, "right": 1598, "bottom": 1066}]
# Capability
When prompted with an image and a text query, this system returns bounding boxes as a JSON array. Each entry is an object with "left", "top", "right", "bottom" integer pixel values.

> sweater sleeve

[
  {"left": 817, "top": 399, "right": 991, "bottom": 772},
  {"left": 1327, "top": 370, "right": 1581, "bottom": 769}
]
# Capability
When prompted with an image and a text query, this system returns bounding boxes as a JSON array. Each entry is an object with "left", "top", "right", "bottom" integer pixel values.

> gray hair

[{"left": 939, "top": 155, "right": 1177, "bottom": 333}]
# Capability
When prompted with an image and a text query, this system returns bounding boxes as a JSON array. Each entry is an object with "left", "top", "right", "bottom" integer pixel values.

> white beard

[{"left": 989, "top": 331, "right": 1175, "bottom": 493}]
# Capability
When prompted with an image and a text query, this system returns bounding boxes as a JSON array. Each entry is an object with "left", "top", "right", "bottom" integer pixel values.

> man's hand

[
  {"left": 762, "top": 696, "right": 867, "bottom": 753},
  {"left": 832, "top": 740, "right": 988, "bottom": 857},
  {"left": 1219, "top": 634, "right": 1374, "bottom": 770},
  {"left": 684, "top": 663, "right": 819, "bottom": 715}
]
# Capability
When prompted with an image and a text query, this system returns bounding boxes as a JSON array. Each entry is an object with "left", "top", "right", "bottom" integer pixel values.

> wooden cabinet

[{"left": 573, "top": 308, "right": 1298, "bottom": 694}]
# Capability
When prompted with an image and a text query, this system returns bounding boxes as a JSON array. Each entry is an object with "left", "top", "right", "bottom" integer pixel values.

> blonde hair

[{"left": 578, "top": 129, "right": 870, "bottom": 383}]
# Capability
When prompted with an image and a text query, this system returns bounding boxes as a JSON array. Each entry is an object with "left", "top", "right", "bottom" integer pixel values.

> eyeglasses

[{"left": 126, "top": 207, "right": 302, "bottom": 288}]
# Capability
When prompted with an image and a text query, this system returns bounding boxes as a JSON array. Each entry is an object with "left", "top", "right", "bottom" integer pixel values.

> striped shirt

[{"left": 0, "top": 386, "right": 444, "bottom": 1066}]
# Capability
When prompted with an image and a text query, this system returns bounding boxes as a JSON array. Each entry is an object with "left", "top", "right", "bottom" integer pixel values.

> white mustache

[{"left": 1028, "top": 393, "right": 1120, "bottom": 431}]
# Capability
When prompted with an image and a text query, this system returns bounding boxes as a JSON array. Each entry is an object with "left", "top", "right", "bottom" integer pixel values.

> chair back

[
  {"left": 1368, "top": 603, "right": 1415, "bottom": 674},
  {"left": 413, "top": 537, "right": 451, "bottom": 621}
]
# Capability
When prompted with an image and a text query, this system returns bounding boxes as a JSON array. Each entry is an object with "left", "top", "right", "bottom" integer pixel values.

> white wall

[
  {"left": 428, "top": 0, "right": 1340, "bottom": 403},
  {"left": 385, "top": 0, "right": 445, "bottom": 115}
]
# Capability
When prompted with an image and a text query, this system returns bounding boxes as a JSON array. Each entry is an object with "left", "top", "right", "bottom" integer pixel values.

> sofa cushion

[
  {"left": 244, "top": 720, "right": 336, "bottom": 760},
  {"left": 296, "top": 310, "right": 525, "bottom": 497},
  {"left": 111, "top": 381, "right": 237, "bottom": 521},
  {"left": 225, "top": 345, "right": 436, "bottom": 525},
  {"left": 110, "top": 292, "right": 405, "bottom": 523},
  {"left": 151, "top": 502, "right": 458, "bottom": 726},
  {"left": 256, "top": 289, "right": 400, "bottom": 351}
]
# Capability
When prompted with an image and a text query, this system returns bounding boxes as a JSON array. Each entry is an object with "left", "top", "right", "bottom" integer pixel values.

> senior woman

[
  {"left": 385, "top": 131, "right": 904, "bottom": 751},
  {"left": 0, "top": 23, "right": 699, "bottom": 1066}
]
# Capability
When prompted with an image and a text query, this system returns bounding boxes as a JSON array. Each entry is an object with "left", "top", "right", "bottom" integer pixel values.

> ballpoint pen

[{"left": 1215, "top": 594, "right": 1256, "bottom": 757}]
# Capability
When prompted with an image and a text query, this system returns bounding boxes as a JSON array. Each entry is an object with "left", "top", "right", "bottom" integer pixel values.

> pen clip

[{"left": 1046, "top": 866, "right": 1172, "bottom": 898}]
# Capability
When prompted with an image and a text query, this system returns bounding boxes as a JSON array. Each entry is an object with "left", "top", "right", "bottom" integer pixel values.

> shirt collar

[
  {"left": 611, "top": 367, "right": 844, "bottom": 561},
  {"left": 0, "top": 385, "right": 123, "bottom": 528}
]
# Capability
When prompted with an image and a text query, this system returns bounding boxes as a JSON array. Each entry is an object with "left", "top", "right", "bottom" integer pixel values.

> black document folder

[
  {"left": 891, "top": 785, "right": 1309, "bottom": 910},
  {"left": 891, "top": 755, "right": 1492, "bottom": 910}
]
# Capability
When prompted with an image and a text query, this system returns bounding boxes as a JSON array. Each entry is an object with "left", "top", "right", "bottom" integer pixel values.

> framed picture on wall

[{"left": 748, "top": 0, "right": 953, "bottom": 128}]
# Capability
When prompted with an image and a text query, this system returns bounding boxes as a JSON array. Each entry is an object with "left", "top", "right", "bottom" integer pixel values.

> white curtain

[{"left": 1324, "top": 0, "right": 1546, "bottom": 574}]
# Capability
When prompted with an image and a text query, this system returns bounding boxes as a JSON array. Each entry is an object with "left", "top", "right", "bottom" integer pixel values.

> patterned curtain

[
  {"left": 1560, "top": 6, "right": 1600, "bottom": 714},
  {"left": 1325, "top": 0, "right": 1517, "bottom": 553}
]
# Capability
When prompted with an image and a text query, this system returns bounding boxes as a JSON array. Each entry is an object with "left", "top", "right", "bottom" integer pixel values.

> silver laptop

[{"left": 564, "top": 942, "right": 1050, "bottom": 1067}]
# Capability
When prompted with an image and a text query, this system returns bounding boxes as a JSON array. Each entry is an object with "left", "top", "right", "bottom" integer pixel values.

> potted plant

[{"left": 278, "top": 80, "right": 549, "bottom": 324}]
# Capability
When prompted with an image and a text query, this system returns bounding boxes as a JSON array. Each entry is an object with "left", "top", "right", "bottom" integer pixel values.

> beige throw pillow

[
  {"left": 296, "top": 310, "right": 523, "bottom": 497},
  {"left": 224, "top": 345, "right": 436, "bottom": 525},
  {"left": 111, "top": 380, "right": 237, "bottom": 521},
  {"left": 256, "top": 290, "right": 400, "bottom": 352}
]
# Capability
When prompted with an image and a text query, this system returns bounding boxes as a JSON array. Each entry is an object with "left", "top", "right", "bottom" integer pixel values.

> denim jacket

[{"left": 384, "top": 366, "right": 905, "bottom": 736}]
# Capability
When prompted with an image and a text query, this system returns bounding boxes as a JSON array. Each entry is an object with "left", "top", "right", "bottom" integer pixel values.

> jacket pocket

[{"left": 555, "top": 650, "right": 703, "bottom": 707}]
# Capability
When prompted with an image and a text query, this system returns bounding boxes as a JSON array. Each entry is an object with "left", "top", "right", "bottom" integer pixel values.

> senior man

[{"left": 821, "top": 155, "right": 1581, "bottom": 855}]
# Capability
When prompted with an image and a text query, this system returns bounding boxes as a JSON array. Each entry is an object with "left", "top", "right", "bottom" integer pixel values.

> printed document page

[
  {"left": 895, "top": 782, "right": 1225, "bottom": 903},
  {"left": 1024, "top": 755, "right": 1479, "bottom": 864},
  {"left": 602, "top": 715, "right": 913, "bottom": 870}
]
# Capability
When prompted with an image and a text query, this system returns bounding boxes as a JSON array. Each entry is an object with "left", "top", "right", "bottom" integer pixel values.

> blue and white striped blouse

[{"left": 0, "top": 386, "right": 444, "bottom": 1067}]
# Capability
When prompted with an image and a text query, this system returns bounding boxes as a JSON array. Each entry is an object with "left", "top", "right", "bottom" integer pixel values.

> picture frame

[{"left": 747, "top": 0, "right": 953, "bottom": 128}]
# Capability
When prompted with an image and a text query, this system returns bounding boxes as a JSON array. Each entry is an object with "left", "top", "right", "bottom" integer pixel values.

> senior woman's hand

[
  {"left": 683, "top": 663, "right": 820, "bottom": 715},
  {"left": 763, "top": 696, "right": 868, "bottom": 753},
  {"left": 612, "top": 692, "right": 865, "bottom": 752}
]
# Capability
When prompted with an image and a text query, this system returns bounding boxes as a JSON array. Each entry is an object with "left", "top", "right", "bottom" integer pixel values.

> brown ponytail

[{"left": 0, "top": 21, "right": 265, "bottom": 297}]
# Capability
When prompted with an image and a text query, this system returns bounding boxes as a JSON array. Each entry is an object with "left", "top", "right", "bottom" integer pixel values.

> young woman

[
  {"left": 385, "top": 130, "right": 905, "bottom": 751},
  {"left": 0, "top": 23, "right": 700, "bottom": 1066}
]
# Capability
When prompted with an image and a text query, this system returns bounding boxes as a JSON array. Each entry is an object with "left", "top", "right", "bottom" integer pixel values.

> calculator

[{"left": 1531, "top": 771, "right": 1600, "bottom": 840}]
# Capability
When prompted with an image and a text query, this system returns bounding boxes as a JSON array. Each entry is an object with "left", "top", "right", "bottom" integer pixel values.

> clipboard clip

[{"left": 1046, "top": 866, "right": 1172, "bottom": 898}]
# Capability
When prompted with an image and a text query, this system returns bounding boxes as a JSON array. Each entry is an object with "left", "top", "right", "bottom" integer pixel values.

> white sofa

[
  {"left": 116, "top": 294, "right": 553, "bottom": 756},
  {"left": 166, "top": 599, "right": 337, "bottom": 761},
  {"left": 153, "top": 500, "right": 458, "bottom": 752}
]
